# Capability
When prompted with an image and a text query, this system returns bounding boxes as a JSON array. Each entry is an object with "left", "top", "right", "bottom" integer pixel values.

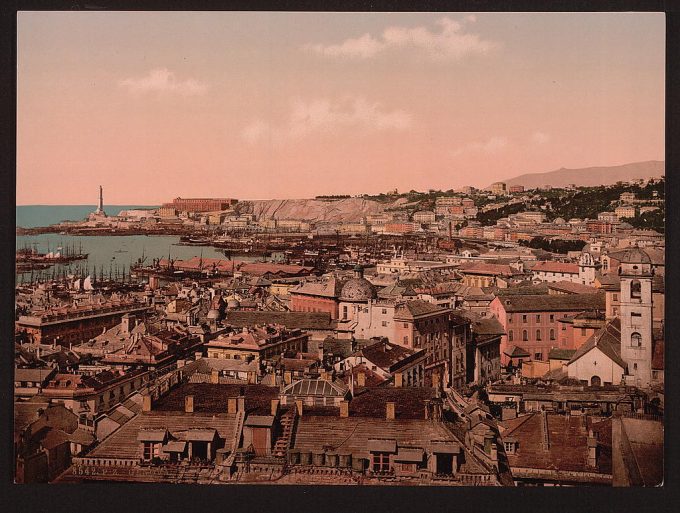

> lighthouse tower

[
  {"left": 95, "top": 185, "right": 106, "bottom": 216},
  {"left": 618, "top": 247, "right": 653, "bottom": 389}
]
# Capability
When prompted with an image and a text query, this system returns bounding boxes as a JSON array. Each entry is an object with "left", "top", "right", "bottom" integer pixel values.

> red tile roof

[{"left": 532, "top": 261, "right": 579, "bottom": 275}]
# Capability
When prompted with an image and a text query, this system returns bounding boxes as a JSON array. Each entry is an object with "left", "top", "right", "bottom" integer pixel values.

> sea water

[{"left": 15, "top": 206, "right": 257, "bottom": 280}]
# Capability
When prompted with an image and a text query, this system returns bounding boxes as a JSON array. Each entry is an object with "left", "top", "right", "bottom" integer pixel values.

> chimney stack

[
  {"left": 386, "top": 402, "right": 396, "bottom": 420},
  {"left": 210, "top": 369, "right": 219, "bottom": 384},
  {"left": 185, "top": 395, "right": 194, "bottom": 413},
  {"left": 237, "top": 395, "right": 245, "bottom": 412},
  {"left": 284, "top": 371, "right": 292, "bottom": 385},
  {"left": 357, "top": 372, "right": 366, "bottom": 387},
  {"left": 340, "top": 400, "right": 349, "bottom": 418},
  {"left": 295, "top": 400, "right": 303, "bottom": 416},
  {"left": 271, "top": 399, "right": 280, "bottom": 417},
  {"left": 227, "top": 397, "right": 237, "bottom": 414},
  {"left": 394, "top": 373, "right": 403, "bottom": 388},
  {"left": 142, "top": 395, "right": 152, "bottom": 412}
]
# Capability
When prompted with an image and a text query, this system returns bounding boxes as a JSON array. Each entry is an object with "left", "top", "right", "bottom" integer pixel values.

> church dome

[
  {"left": 619, "top": 247, "right": 651, "bottom": 264},
  {"left": 340, "top": 277, "right": 377, "bottom": 302}
]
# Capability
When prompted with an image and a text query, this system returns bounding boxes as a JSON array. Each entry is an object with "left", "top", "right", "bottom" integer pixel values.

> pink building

[{"left": 489, "top": 293, "right": 605, "bottom": 367}]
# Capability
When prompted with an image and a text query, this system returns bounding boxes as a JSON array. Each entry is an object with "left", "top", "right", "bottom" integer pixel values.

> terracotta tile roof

[
  {"left": 292, "top": 416, "right": 457, "bottom": 459},
  {"left": 88, "top": 411, "right": 239, "bottom": 459},
  {"left": 569, "top": 319, "right": 625, "bottom": 370},
  {"left": 547, "top": 281, "right": 599, "bottom": 294},
  {"left": 340, "top": 364, "right": 386, "bottom": 388},
  {"left": 393, "top": 300, "right": 448, "bottom": 319},
  {"left": 495, "top": 293, "right": 605, "bottom": 313},
  {"left": 224, "top": 311, "right": 334, "bottom": 330},
  {"left": 153, "top": 383, "right": 279, "bottom": 416},
  {"left": 504, "top": 345, "right": 530, "bottom": 358},
  {"left": 548, "top": 348, "right": 576, "bottom": 361},
  {"left": 503, "top": 412, "right": 612, "bottom": 476},
  {"left": 458, "top": 262, "right": 515, "bottom": 276},
  {"left": 531, "top": 261, "right": 579, "bottom": 275},
  {"left": 347, "top": 387, "right": 439, "bottom": 420},
  {"left": 358, "top": 340, "right": 424, "bottom": 372},
  {"left": 289, "top": 277, "right": 344, "bottom": 298}
]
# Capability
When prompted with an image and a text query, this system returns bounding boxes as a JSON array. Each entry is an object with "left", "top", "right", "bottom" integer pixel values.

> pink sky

[{"left": 17, "top": 12, "right": 664, "bottom": 205}]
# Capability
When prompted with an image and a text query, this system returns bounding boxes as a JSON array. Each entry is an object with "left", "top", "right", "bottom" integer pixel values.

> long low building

[{"left": 16, "top": 300, "right": 151, "bottom": 346}]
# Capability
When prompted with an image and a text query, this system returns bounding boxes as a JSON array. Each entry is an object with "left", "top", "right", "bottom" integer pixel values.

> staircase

[{"left": 272, "top": 407, "right": 298, "bottom": 458}]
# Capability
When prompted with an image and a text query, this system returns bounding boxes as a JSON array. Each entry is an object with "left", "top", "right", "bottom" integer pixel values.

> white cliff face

[{"left": 236, "top": 197, "right": 403, "bottom": 223}]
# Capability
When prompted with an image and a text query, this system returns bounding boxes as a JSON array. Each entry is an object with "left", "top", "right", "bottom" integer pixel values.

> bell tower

[{"left": 618, "top": 247, "right": 653, "bottom": 389}]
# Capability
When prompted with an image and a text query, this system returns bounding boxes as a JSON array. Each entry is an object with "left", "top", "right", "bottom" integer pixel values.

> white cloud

[
  {"left": 452, "top": 136, "right": 509, "bottom": 156},
  {"left": 119, "top": 68, "right": 208, "bottom": 96},
  {"left": 303, "top": 16, "right": 498, "bottom": 60},
  {"left": 243, "top": 96, "right": 412, "bottom": 145},
  {"left": 531, "top": 131, "right": 551, "bottom": 144}
]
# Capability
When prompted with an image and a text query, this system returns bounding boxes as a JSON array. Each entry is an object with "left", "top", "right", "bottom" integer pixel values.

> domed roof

[
  {"left": 619, "top": 247, "right": 651, "bottom": 264},
  {"left": 340, "top": 277, "right": 377, "bottom": 302}
]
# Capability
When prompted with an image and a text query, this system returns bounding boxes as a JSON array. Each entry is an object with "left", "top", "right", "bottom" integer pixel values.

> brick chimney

[
  {"left": 340, "top": 400, "right": 349, "bottom": 418},
  {"left": 185, "top": 395, "right": 194, "bottom": 413},
  {"left": 295, "top": 399, "right": 303, "bottom": 416},
  {"left": 357, "top": 372, "right": 366, "bottom": 387},
  {"left": 227, "top": 397, "right": 237, "bottom": 414},
  {"left": 210, "top": 369, "right": 219, "bottom": 384},
  {"left": 284, "top": 370, "right": 292, "bottom": 385},
  {"left": 142, "top": 395, "right": 152, "bottom": 412},
  {"left": 237, "top": 395, "right": 245, "bottom": 412},
  {"left": 386, "top": 401, "right": 396, "bottom": 420},
  {"left": 394, "top": 373, "right": 403, "bottom": 387},
  {"left": 271, "top": 399, "right": 280, "bottom": 417}
]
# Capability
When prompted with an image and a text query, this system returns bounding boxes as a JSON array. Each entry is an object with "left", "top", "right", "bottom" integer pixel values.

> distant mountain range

[{"left": 498, "top": 160, "right": 664, "bottom": 189}]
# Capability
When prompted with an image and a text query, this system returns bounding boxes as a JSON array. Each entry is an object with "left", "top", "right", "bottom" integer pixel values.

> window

[
  {"left": 631, "top": 332, "right": 642, "bottom": 347},
  {"left": 549, "top": 314, "right": 554, "bottom": 322},
  {"left": 508, "top": 316, "right": 512, "bottom": 324},
  {"left": 522, "top": 315, "right": 527, "bottom": 323},
  {"left": 581, "top": 328, "right": 587, "bottom": 336},
  {"left": 613, "top": 293, "right": 618, "bottom": 302},
  {"left": 143, "top": 442, "right": 153, "bottom": 461},
  {"left": 534, "top": 352, "right": 542, "bottom": 361},
  {"left": 382, "top": 308, "right": 387, "bottom": 315},
  {"left": 382, "top": 321, "right": 388, "bottom": 327},
  {"left": 536, "top": 314, "right": 541, "bottom": 323},
  {"left": 631, "top": 280, "right": 641, "bottom": 299},
  {"left": 403, "top": 323, "right": 409, "bottom": 328},
  {"left": 549, "top": 329, "right": 555, "bottom": 341},
  {"left": 631, "top": 312, "right": 642, "bottom": 326},
  {"left": 403, "top": 336, "right": 409, "bottom": 344},
  {"left": 522, "top": 330, "right": 528, "bottom": 342},
  {"left": 372, "top": 452, "right": 391, "bottom": 473},
  {"left": 508, "top": 330, "right": 514, "bottom": 342},
  {"left": 633, "top": 363, "right": 638, "bottom": 371},
  {"left": 342, "top": 306, "right": 348, "bottom": 319},
  {"left": 534, "top": 330, "right": 541, "bottom": 341}
]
